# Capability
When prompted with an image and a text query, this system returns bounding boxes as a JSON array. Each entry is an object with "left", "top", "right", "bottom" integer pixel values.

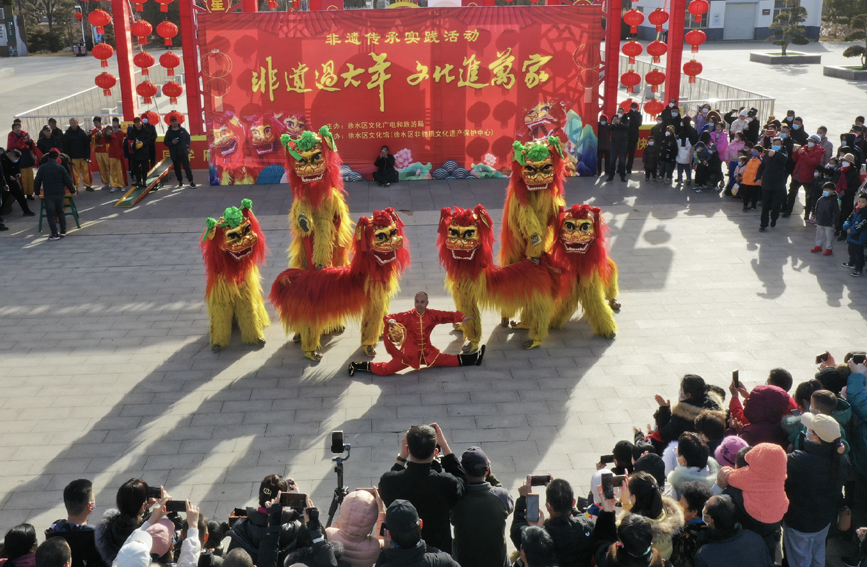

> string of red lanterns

[
  {"left": 160, "top": 51, "right": 181, "bottom": 76},
  {"left": 684, "top": 0, "right": 708, "bottom": 83}
]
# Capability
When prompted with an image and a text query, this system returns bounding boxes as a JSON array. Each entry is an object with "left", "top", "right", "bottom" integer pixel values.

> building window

[{"left": 684, "top": 6, "right": 709, "bottom": 29}]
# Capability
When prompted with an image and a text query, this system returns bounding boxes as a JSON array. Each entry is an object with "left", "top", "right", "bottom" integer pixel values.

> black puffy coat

[
  {"left": 651, "top": 391, "right": 724, "bottom": 453},
  {"left": 375, "top": 542, "right": 460, "bottom": 567},
  {"left": 62, "top": 126, "right": 91, "bottom": 159},
  {"left": 226, "top": 506, "right": 302, "bottom": 563},
  {"left": 757, "top": 149, "right": 788, "bottom": 193},
  {"left": 784, "top": 440, "right": 848, "bottom": 533}
]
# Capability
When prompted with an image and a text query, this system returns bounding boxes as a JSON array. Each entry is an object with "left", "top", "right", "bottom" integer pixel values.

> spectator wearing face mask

[
  {"left": 617, "top": 472, "right": 683, "bottom": 561},
  {"left": 815, "top": 126, "right": 834, "bottom": 165},
  {"left": 665, "top": 433, "right": 720, "bottom": 500},
  {"left": 694, "top": 495, "right": 772, "bottom": 567},
  {"left": 607, "top": 113, "right": 629, "bottom": 183},
  {"left": 842, "top": 192, "right": 867, "bottom": 277},
  {"left": 728, "top": 109, "right": 748, "bottom": 138},
  {"left": 739, "top": 143, "right": 762, "bottom": 211},
  {"left": 669, "top": 481, "right": 712, "bottom": 567},
  {"left": 790, "top": 117, "right": 808, "bottom": 145},
  {"left": 744, "top": 109, "right": 760, "bottom": 144},
  {"left": 660, "top": 98, "right": 681, "bottom": 135},
  {"left": 810, "top": 181, "right": 841, "bottom": 255},
  {"left": 598, "top": 115, "right": 611, "bottom": 177},
  {"left": 643, "top": 135, "right": 659, "bottom": 183},
  {"left": 787, "top": 134, "right": 826, "bottom": 221},
  {"left": 836, "top": 154, "right": 861, "bottom": 242},
  {"left": 757, "top": 138, "right": 788, "bottom": 232},
  {"left": 658, "top": 126, "right": 678, "bottom": 183},
  {"left": 595, "top": 515, "right": 666, "bottom": 567},
  {"left": 694, "top": 104, "right": 711, "bottom": 135},
  {"left": 626, "top": 103, "right": 642, "bottom": 174}
]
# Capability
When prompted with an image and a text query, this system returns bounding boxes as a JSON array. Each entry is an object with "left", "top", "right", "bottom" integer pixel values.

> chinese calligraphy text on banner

[{"left": 198, "top": 7, "right": 602, "bottom": 185}]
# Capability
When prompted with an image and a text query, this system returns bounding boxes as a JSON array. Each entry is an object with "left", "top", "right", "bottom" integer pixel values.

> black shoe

[
  {"left": 759, "top": 227, "right": 767, "bottom": 232},
  {"left": 606, "top": 177, "right": 614, "bottom": 182},
  {"left": 189, "top": 182, "right": 197, "bottom": 188},
  {"left": 23, "top": 211, "right": 35, "bottom": 217},
  {"left": 26, "top": 195, "right": 35, "bottom": 200},
  {"left": 770, "top": 219, "right": 776, "bottom": 228},
  {"left": 458, "top": 344, "right": 486, "bottom": 366},
  {"left": 59, "top": 232, "right": 66, "bottom": 238},
  {"left": 742, "top": 207, "right": 749, "bottom": 212},
  {"left": 620, "top": 177, "right": 627, "bottom": 182},
  {"left": 348, "top": 361, "right": 371, "bottom": 376},
  {"left": 176, "top": 182, "right": 184, "bottom": 189},
  {"left": 0, "top": 224, "right": 8, "bottom": 232},
  {"left": 750, "top": 205, "right": 757, "bottom": 210},
  {"left": 841, "top": 555, "right": 860, "bottom": 567},
  {"left": 781, "top": 212, "right": 790, "bottom": 218},
  {"left": 85, "top": 186, "right": 94, "bottom": 192}
]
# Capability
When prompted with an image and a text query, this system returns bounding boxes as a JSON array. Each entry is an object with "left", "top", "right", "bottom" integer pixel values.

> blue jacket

[
  {"left": 843, "top": 206, "right": 867, "bottom": 246},
  {"left": 847, "top": 372, "right": 867, "bottom": 478}
]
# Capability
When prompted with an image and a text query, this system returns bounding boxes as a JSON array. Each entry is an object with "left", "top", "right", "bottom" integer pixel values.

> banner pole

[
  {"left": 602, "top": 0, "right": 622, "bottom": 118},
  {"left": 179, "top": 0, "right": 204, "bottom": 134},
  {"left": 664, "top": 0, "right": 685, "bottom": 105},
  {"left": 111, "top": 0, "right": 137, "bottom": 121}
]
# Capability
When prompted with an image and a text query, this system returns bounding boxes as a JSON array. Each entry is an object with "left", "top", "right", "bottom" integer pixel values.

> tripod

[{"left": 326, "top": 444, "right": 351, "bottom": 528}]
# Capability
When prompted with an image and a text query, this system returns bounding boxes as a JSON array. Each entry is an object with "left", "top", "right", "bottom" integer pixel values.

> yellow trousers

[
  {"left": 71, "top": 159, "right": 92, "bottom": 189},
  {"left": 20, "top": 167, "right": 34, "bottom": 196},
  {"left": 109, "top": 158, "right": 126, "bottom": 188},
  {"left": 95, "top": 153, "right": 111, "bottom": 186}
]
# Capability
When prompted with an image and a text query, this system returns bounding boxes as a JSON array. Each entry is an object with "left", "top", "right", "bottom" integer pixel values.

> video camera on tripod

[{"left": 326, "top": 430, "right": 351, "bottom": 528}]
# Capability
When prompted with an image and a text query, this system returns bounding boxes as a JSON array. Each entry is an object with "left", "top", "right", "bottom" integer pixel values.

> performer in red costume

[{"left": 348, "top": 292, "right": 486, "bottom": 376}]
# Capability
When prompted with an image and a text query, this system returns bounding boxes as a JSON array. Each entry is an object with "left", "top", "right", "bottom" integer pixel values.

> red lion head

[
  {"left": 351, "top": 207, "right": 411, "bottom": 284},
  {"left": 281, "top": 125, "right": 345, "bottom": 208},
  {"left": 508, "top": 136, "right": 567, "bottom": 207},
  {"left": 247, "top": 113, "right": 284, "bottom": 156},
  {"left": 552, "top": 204, "right": 611, "bottom": 280},
  {"left": 209, "top": 111, "right": 245, "bottom": 160},
  {"left": 436, "top": 204, "right": 494, "bottom": 281},
  {"left": 200, "top": 199, "right": 268, "bottom": 295}
]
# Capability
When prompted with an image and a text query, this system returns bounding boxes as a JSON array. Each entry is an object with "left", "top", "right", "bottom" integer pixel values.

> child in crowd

[
  {"left": 659, "top": 125, "right": 678, "bottom": 183},
  {"left": 644, "top": 136, "right": 659, "bottom": 182},
  {"left": 741, "top": 144, "right": 763, "bottom": 211},
  {"left": 811, "top": 182, "right": 840, "bottom": 256},
  {"left": 842, "top": 192, "right": 867, "bottom": 277},
  {"left": 730, "top": 152, "right": 749, "bottom": 199},
  {"left": 693, "top": 142, "right": 712, "bottom": 193},
  {"left": 724, "top": 132, "right": 746, "bottom": 194}
]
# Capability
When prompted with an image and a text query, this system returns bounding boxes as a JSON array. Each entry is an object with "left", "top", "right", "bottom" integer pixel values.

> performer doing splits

[{"left": 348, "top": 292, "right": 486, "bottom": 376}]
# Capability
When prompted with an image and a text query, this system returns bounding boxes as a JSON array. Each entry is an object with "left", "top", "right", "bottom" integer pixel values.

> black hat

[
  {"left": 633, "top": 441, "right": 654, "bottom": 461},
  {"left": 634, "top": 454, "right": 666, "bottom": 490},
  {"left": 747, "top": 109, "right": 757, "bottom": 117},
  {"left": 386, "top": 500, "right": 420, "bottom": 534},
  {"left": 613, "top": 441, "right": 634, "bottom": 464},
  {"left": 460, "top": 446, "right": 489, "bottom": 476}
]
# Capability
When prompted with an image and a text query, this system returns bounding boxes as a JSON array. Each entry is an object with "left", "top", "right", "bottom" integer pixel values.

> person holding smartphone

[{"left": 373, "top": 146, "right": 398, "bottom": 187}]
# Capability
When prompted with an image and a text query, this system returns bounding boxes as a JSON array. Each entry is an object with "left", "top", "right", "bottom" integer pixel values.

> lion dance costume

[
  {"left": 499, "top": 137, "right": 567, "bottom": 330},
  {"left": 550, "top": 204, "right": 621, "bottom": 338},
  {"left": 270, "top": 208, "right": 409, "bottom": 361},
  {"left": 200, "top": 199, "right": 271, "bottom": 352},
  {"left": 282, "top": 125, "right": 353, "bottom": 272},
  {"left": 438, "top": 205, "right": 562, "bottom": 351}
]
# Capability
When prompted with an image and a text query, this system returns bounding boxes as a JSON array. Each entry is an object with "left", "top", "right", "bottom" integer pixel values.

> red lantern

[
  {"left": 92, "top": 43, "right": 113, "bottom": 68},
  {"left": 644, "top": 99, "right": 666, "bottom": 117},
  {"left": 688, "top": 0, "right": 709, "bottom": 23},
  {"left": 133, "top": 51, "right": 155, "bottom": 76},
  {"left": 623, "top": 9, "right": 644, "bottom": 34},
  {"left": 131, "top": 0, "right": 147, "bottom": 11},
  {"left": 619, "top": 99, "right": 636, "bottom": 111},
  {"left": 164, "top": 110, "right": 185, "bottom": 125},
  {"left": 645, "top": 69, "right": 666, "bottom": 93},
  {"left": 621, "top": 40, "right": 643, "bottom": 65},
  {"left": 647, "top": 8, "right": 669, "bottom": 33},
  {"left": 159, "top": 51, "right": 181, "bottom": 76},
  {"left": 74, "top": 12, "right": 83, "bottom": 21},
  {"left": 88, "top": 9, "right": 111, "bottom": 35},
  {"left": 646, "top": 40, "right": 667, "bottom": 63},
  {"left": 685, "top": 29, "right": 706, "bottom": 54},
  {"left": 141, "top": 111, "right": 160, "bottom": 125},
  {"left": 130, "top": 20, "right": 152, "bottom": 45},
  {"left": 95, "top": 72, "right": 116, "bottom": 97},
  {"left": 157, "top": 21, "right": 178, "bottom": 47},
  {"left": 620, "top": 70, "right": 641, "bottom": 94},
  {"left": 683, "top": 60, "right": 703, "bottom": 84},
  {"left": 162, "top": 81, "right": 184, "bottom": 104},
  {"left": 136, "top": 81, "right": 158, "bottom": 104},
  {"left": 268, "top": 0, "right": 276, "bottom": 7},
  {"left": 154, "top": 0, "right": 173, "bottom": 11}
]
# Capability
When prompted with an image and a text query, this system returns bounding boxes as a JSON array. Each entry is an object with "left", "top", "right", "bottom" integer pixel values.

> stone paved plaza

[{"left": 2, "top": 173, "right": 867, "bottom": 550}]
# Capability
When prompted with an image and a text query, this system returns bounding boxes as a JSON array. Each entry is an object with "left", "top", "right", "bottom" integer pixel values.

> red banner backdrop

[{"left": 198, "top": 6, "right": 602, "bottom": 185}]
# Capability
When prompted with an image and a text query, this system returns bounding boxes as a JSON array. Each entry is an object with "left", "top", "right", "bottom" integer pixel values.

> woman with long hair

[{"left": 618, "top": 472, "right": 684, "bottom": 561}]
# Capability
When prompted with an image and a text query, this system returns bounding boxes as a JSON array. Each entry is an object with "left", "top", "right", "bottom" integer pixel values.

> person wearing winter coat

[
  {"left": 787, "top": 135, "right": 826, "bottom": 219},
  {"left": 757, "top": 140, "right": 788, "bottom": 232},
  {"left": 739, "top": 145, "right": 763, "bottom": 210},
  {"left": 675, "top": 131, "right": 693, "bottom": 186},
  {"left": 809, "top": 182, "right": 841, "bottom": 255},
  {"left": 729, "top": 384, "right": 791, "bottom": 447},
  {"left": 692, "top": 142, "right": 713, "bottom": 192},
  {"left": 598, "top": 115, "right": 611, "bottom": 177},
  {"left": 716, "top": 443, "right": 788, "bottom": 561},
  {"left": 61, "top": 119, "right": 92, "bottom": 192},
  {"left": 7, "top": 123, "right": 40, "bottom": 198},
  {"left": 784, "top": 413, "right": 848, "bottom": 567},
  {"left": 846, "top": 363, "right": 867, "bottom": 506},
  {"left": 45, "top": 479, "right": 107, "bottom": 567},
  {"left": 376, "top": 501, "right": 459, "bottom": 567},
  {"left": 607, "top": 114, "right": 629, "bottom": 182},
  {"left": 843, "top": 192, "right": 867, "bottom": 276},
  {"left": 837, "top": 153, "right": 863, "bottom": 242},
  {"left": 617, "top": 472, "right": 684, "bottom": 561},
  {"left": 665, "top": 433, "right": 721, "bottom": 500},
  {"left": 643, "top": 137, "right": 659, "bottom": 182},
  {"left": 661, "top": 99, "right": 682, "bottom": 135},
  {"left": 113, "top": 499, "right": 201, "bottom": 567},
  {"left": 94, "top": 479, "right": 153, "bottom": 566},
  {"left": 659, "top": 125, "right": 678, "bottom": 182},
  {"left": 595, "top": 515, "right": 667, "bottom": 567},
  {"left": 693, "top": 496, "right": 772, "bottom": 567},
  {"left": 0, "top": 524, "right": 37, "bottom": 567},
  {"left": 669, "top": 481, "right": 712, "bottom": 567},
  {"left": 709, "top": 122, "right": 728, "bottom": 163},
  {"left": 324, "top": 490, "right": 384, "bottom": 567},
  {"left": 644, "top": 375, "right": 724, "bottom": 455}
]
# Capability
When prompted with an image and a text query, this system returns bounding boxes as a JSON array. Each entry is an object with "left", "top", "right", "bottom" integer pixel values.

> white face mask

[
  {"left": 648, "top": 141, "right": 655, "bottom": 146},
  {"left": 657, "top": 120, "right": 662, "bottom": 125},
  {"left": 808, "top": 142, "right": 815, "bottom": 148},
  {"left": 678, "top": 388, "right": 687, "bottom": 401},
  {"left": 823, "top": 191, "right": 832, "bottom": 197},
  {"left": 842, "top": 162, "right": 851, "bottom": 169}
]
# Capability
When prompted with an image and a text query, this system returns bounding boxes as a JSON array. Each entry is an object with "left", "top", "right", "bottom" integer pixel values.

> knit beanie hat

[
  {"left": 727, "top": 443, "right": 789, "bottom": 524},
  {"left": 714, "top": 435, "right": 749, "bottom": 468},
  {"left": 145, "top": 518, "right": 175, "bottom": 558},
  {"left": 634, "top": 454, "right": 666, "bottom": 490}
]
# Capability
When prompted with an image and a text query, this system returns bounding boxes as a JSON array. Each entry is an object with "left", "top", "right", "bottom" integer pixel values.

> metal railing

[
  {"left": 14, "top": 65, "right": 184, "bottom": 136},
  {"left": 618, "top": 55, "right": 776, "bottom": 123}
]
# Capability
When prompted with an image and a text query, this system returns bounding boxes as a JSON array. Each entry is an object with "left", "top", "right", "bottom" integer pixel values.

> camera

[{"left": 331, "top": 431, "right": 345, "bottom": 454}]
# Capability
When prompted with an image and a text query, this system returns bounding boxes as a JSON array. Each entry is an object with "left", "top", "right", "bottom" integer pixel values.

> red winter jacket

[
  {"left": 736, "top": 385, "right": 793, "bottom": 448},
  {"left": 792, "top": 145, "right": 825, "bottom": 183}
]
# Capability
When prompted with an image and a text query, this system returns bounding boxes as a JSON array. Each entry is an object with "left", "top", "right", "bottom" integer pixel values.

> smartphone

[
  {"left": 598, "top": 454, "right": 615, "bottom": 464},
  {"left": 232, "top": 507, "right": 247, "bottom": 517},
  {"left": 854, "top": 353, "right": 867, "bottom": 365},
  {"left": 530, "top": 474, "right": 552, "bottom": 487},
  {"left": 732, "top": 370, "right": 739, "bottom": 389},
  {"left": 526, "top": 494, "right": 540, "bottom": 523},
  {"left": 165, "top": 500, "right": 186, "bottom": 513},
  {"left": 601, "top": 472, "right": 614, "bottom": 500},
  {"left": 791, "top": 409, "right": 802, "bottom": 416},
  {"left": 379, "top": 523, "right": 387, "bottom": 537},
  {"left": 331, "top": 431, "right": 345, "bottom": 454},
  {"left": 228, "top": 516, "right": 241, "bottom": 528},
  {"left": 816, "top": 352, "right": 830, "bottom": 364},
  {"left": 612, "top": 475, "right": 627, "bottom": 488},
  {"left": 280, "top": 492, "right": 307, "bottom": 511},
  {"left": 147, "top": 486, "right": 162, "bottom": 499}
]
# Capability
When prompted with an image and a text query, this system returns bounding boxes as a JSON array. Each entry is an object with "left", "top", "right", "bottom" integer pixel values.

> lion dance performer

[
  {"left": 270, "top": 208, "right": 409, "bottom": 361},
  {"left": 438, "top": 204, "right": 562, "bottom": 351},
  {"left": 499, "top": 136, "right": 567, "bottom": 327},
  {"left": 200, "top": 199, "right": 270, "bottom": 352},
  {"left": 281, "top": 125, "right": 353, "bottom": 271},
  {"left": 549, "top": 204, "right": 621, "bottom": 338},
  {"left": 348, "top": 292, "right": 486, "bottom": 376}
]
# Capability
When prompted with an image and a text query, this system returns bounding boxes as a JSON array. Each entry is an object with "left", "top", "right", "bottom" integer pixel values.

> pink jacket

[
  {"left": 728, "top": 443, "right": 789, "bottom": 524},
  {"left": 710, "top": 129, "right": 728, "bottom": 159},
  {"left": 725, "top": 139, "right": 745, "bottom": 163},
  {"left": 324, "top": 491, "right": 383, "bottom": 567}
]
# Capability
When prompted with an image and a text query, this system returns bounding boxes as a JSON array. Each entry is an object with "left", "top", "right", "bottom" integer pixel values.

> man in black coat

[
  {"left": 744, "top": 109, "right": 761, "bottom": 144},
  {"left": 379, "top": 424, "right": 467, "bottom": 554},
  {"left": 0, "top": 148, "right": 35, "bottom": 217},
  {"left": 661, "top": 98, "right": 682, "bottom": 136},
  {"left": 226, "top": 474, "right": 302, "bottom": 564},
  {"left": 757, "top": 138, "right": 789, "bottom": 232},
  {"left": 62, "top": 118, "right": 92, "bottom": 192},
  {"left": 606, "top": 113, "right": 629, "bottom": 182},
  {"left": 128, "top": 118, "right": 156, "bottom": 188},
  {"left": 34, "top": 150, "right": 76, "bottom": 240},
  {"left": 45, "top": 479, "right": 107, "bottom": 567},
  {"left": 597, "top": 115, "right": 611, "bottom": 177},
  {"left": 376, "top": 500, "right": 459, "bottom": 567},
  {"left": 164, "top": 115, "right": 196, "bottom": 188},
  {"left": 625, "top": 102, "right": 643, "bottom": 174}
]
